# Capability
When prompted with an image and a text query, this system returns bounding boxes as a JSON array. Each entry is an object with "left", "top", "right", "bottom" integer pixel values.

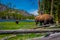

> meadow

[
  {"left": 0, "top": 22, "right": 44, "bottom": 40},
  {"left": 0, "top": 22, "right": 36, "bottom": 30},
  {"left": 0, "top": 21, "right": 60, "bottom": 40}
]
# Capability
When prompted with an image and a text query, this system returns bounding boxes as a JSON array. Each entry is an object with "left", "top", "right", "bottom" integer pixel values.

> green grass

[
  {"left": 0, "top": 22, "right": 60, "bottom": 40},
  {"left": 8, "top": 33, "right": 44, "bottom": 40},
  {"left": 0, "top": 22, "right": 36, "bottom": 30},
  {"left": 0, "top": 22, "right": 44, "bottom": 40},
  {"left": 0, "top": 34, "right": 12, "bottom": 39},
  {"left": 0, "top": 33, "right": 44, "bottom": 40}
]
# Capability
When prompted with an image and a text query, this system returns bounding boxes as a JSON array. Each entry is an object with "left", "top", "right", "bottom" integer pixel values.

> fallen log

[{"left": 0, "top": 29, "right": 60, "bottom": 34}]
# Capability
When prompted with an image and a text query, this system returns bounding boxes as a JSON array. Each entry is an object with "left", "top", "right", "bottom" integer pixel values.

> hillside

[
  {"left": 0, "top": 3, "right": 31, "bottom": 16},
  {"left": 0, "top": 3, "right": 34, "bottom": 20},
  {"left": 0, "top": 3, "right": 7, "bottom": 12}
]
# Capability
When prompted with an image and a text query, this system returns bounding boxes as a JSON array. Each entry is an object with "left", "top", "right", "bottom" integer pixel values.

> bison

[{"left": 35, "top": 14, "right": 54, "bottom": 26}]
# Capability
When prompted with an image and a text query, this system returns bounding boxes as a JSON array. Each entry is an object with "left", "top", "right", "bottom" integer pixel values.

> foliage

[
  {"left": 40, "top": 0, "right": 60, "bottom": 22},
  {"left": 0, "top": 3, "right": 35, "bottom": 20},
  {"left": 0, "top": 9, "right": 35, "bottom": 20}
]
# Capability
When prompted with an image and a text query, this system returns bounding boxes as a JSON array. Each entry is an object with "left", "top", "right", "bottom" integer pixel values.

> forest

[{"left": 39, "top": 0, "right": 60, "bottom": 23}]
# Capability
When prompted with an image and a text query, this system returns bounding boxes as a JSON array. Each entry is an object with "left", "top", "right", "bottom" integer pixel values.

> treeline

[
  {"left": 40, "top": 0, "right": 60, "bottom": 23},
  {"left": 0, "top": 8, "right": 35, "bottom": 20}
]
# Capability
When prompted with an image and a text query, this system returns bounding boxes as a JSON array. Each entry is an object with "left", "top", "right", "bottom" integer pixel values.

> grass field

[
  {"left": 8, "top": 33, "right": 45, "bottom": 40},
  {"left": 0, "top": 22, "right": 44, "bottom": 40},
  {"left": 0, "top": 22, "right": 36, "bottom": 30},
  {"left": 0, "top": 33, "right": 44, "bottom": 40}
]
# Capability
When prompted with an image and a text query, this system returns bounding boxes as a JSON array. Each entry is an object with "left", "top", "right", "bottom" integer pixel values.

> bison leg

[
  {"left": 39, "top": 21, "right": 44, "bottom": 26},
  {"left": 43, "top": 20, "right": 47, "bottom": 25},
  {"left": 50, "top": 20, "right": 54, "bottom": 24},
  {"left": 43, "top": 20, "right": 49, "bottom": 25},
  {"left": 35, "top": 20, "right": 39, "bottom": 26},
  {"left": 49, "top": 18, "right": 54, "bottom": 24}
]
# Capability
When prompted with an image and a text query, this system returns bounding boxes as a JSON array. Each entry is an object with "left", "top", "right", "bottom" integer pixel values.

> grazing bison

[
  {"left": 35, "top": 14, "right": 54, "bottom": 26},
  {"left": 16, "top": 20, "right": 19, "bottom": 24}
]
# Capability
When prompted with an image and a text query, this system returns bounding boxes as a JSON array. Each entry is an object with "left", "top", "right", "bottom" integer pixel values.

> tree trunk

[
  {"left": 38, "top": 0, "right": 40, "bottom": 15},
  {"left": 6, "top": 15, "right": 9, "bottom": 20},
  {"left": 0, "top": 29, "right": 60, "bottom": 34},
  {"left": 50, "top": 0, "right": 53, "bottom": 16},
  {"left": 42, "top": 0, "right": 45, "bottom": 13},
  {"left": 56, "top": 4, "right": 58, "bottom": 24}
]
